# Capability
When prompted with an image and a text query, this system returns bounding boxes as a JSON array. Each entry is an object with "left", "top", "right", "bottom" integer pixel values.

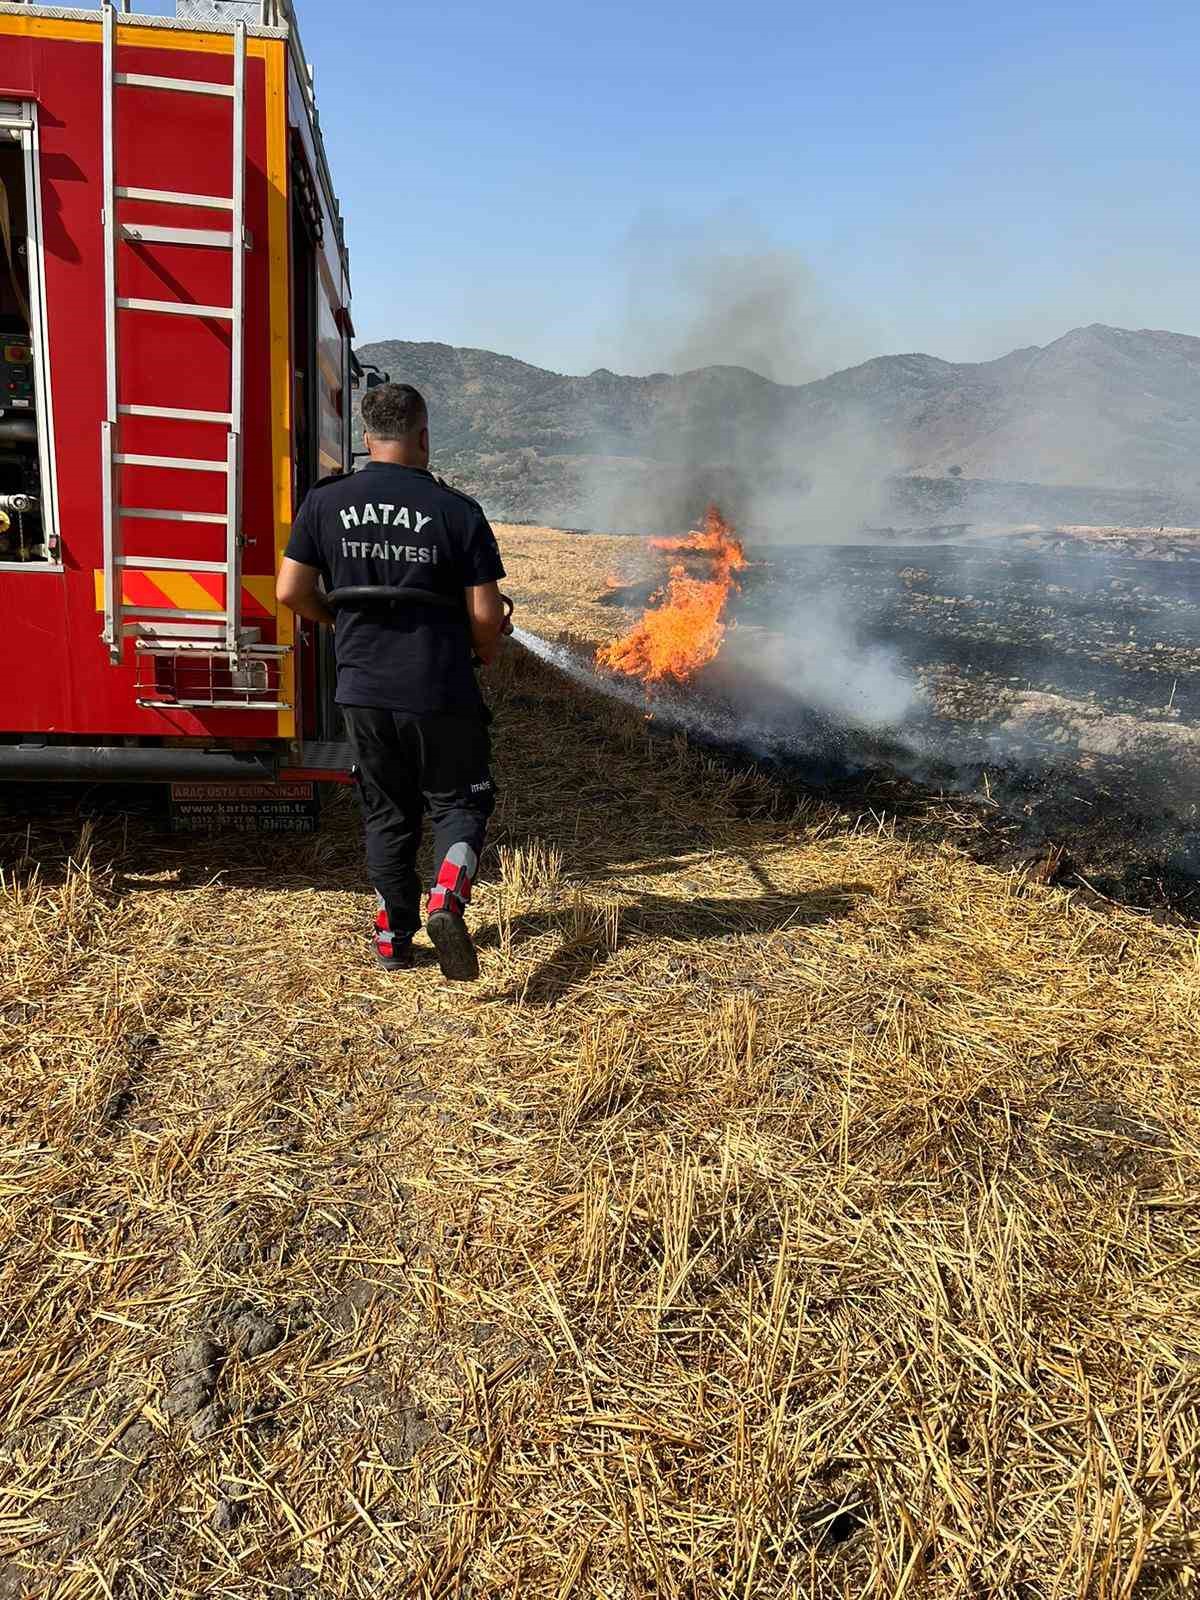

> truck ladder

[{"left": 99, "top": 0, "right": 251, "bottom": 672}]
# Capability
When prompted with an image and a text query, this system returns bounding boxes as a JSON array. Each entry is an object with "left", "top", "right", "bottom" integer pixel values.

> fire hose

[
  {"left": 324, "top": 585, "right": 515, "bottom": 666},
  {"left": 0, "top": 494, "right": 39, "bottom": 550}
]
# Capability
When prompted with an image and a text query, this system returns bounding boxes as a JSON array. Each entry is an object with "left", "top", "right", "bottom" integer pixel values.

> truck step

[
  {"left": 119, "top": 405, "right": 234, "bottom": 424},
  {"left": 115, "top": 71, "right": 236, "bottom": 98},
  {"left": 114, "top": 452, "right": 228, "bottom": 472},
  {"left": 116, "top": 185, "right": 234, "bottom": 211},
  {"left": 119, "top": 223, "right": 234, "bottom": 248},
  {"left": 116, "top": 297, "right": 234, "bottom": 319},
  {"left": 279, "top": 742, "right": 354, "bottom": 783},
  {"left": 136, "top": 698, "right": 292, "bottom": 711}
]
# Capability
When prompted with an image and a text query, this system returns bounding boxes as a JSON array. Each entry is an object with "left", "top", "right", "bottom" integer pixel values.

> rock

[
  {"left": 120, "top": 1419, "right": 154, "bottom": 1457},
  {"left": 190, "top": 1401, "right": 227, "bottom": 1442},
  {"left": 165, "top": 1374, "right": 213, "bottom": 1421},
  {"left": 181, "top": 1336, "right": 224, "bottom": 1381},
  {"left": 212, "top": 1496, "right": 243, "bottom": 1532},
  {"left": 230, "top": 1310, "right": 284, "bottom": 1359}
]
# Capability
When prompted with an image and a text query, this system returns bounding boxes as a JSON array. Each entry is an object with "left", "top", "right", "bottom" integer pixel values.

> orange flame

[{"left": 596, "top": 504, "right": 746, "bottom": 684}]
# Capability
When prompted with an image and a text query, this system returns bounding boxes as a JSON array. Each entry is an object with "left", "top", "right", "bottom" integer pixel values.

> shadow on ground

[
  {"left": 4, "top": 636, "right": 1196, "bottom": 943},
  {"left": 480, "top": 883, "right": 872, "bottom": 1005}
]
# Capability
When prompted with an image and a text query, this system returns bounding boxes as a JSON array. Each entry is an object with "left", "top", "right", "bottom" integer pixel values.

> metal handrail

[
  {"left": 3, "top": 0, "right": 349, "bottom": 263},
  {"left": 5, "top": 2, "right": 287, "bottom": 26},
  {"left": 8, "top": 2, "right": 300, "bottom": 46}
]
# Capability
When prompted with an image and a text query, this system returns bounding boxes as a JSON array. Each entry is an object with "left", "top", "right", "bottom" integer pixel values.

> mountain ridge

[{"left": 352, "top": 325, "right": 1200, "bottom": 532}]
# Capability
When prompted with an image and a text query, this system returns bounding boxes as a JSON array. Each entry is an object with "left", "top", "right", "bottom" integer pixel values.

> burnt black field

[
  {"left": 739, "top": 540, "right": 1200, "bottom": 720},
  {"left": 598, "top": 533, "right": 1200, "bottom": 913}
]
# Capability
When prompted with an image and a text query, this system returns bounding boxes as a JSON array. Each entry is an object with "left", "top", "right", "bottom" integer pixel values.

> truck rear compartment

[{"left": 0, "top": 1, "right": 352, "bottom": 790}]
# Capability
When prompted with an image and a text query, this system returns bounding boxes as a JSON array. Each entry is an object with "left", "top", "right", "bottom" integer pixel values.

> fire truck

[{"left": 0, "top": 0, "right": 359, "bottom": 800}]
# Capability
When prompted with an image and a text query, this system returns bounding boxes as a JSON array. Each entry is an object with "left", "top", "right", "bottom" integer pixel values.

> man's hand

[
  {"left": 465, "top": 581, "right": 508, "bottom": 666},
  {"left": 276, "top": 558, "right": 335, "bottom": 627}
]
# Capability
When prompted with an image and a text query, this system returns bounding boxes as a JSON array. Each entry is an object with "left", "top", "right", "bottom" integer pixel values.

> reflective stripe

[
  {"left": 444, "top": 842, "right": 479, "bottom": 878},
  {"left": 430, "top": 841, "right": 478, "bottom": 909}
]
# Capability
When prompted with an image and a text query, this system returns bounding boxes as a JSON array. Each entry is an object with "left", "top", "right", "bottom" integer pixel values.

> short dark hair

[{"left": 361, "top": 382, "right": 428, "bottom": 440}]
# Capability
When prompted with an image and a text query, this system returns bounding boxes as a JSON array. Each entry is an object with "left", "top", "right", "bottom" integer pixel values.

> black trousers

[{"left": 342, "top": 706, "right": 495, "bottom": 937}]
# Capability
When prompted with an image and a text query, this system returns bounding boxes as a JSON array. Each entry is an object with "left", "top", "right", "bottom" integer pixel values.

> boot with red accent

[
  {"left": 425, "top": 843, "right": 479, "bottom": 981},
  {"left": 373, "top": 898, "right": 414, "bottom": 971}
]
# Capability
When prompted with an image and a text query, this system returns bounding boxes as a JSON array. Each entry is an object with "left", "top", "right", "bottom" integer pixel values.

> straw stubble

[{"left": 0, "top": 582, "right": 1198, "bottom": 1596}]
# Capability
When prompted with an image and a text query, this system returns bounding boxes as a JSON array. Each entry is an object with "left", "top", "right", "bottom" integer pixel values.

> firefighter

[{"left": 276, "top": 382, "right": 510, "bottom": 980}]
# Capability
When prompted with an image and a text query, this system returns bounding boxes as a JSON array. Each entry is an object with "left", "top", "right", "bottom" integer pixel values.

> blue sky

[{"left": 141, "top": 0, "right": 1200, "bottom": 380}]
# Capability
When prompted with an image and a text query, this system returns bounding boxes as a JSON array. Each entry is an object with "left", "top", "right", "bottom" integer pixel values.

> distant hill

[{"left": 353, "top": 326, "right": 1200, "bottom": 533}]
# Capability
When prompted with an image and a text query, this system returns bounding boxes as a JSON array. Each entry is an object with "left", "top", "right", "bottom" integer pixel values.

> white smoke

[
  {"left": 581, "top": 217, "right": 922, "bottom": 735},
  {"left": 723, "top": 593, "right": 918, "bottom": 731},
  {"left": 514, "top": 624, "right": 903, "bottom": 758},
  {"left": 610, "top": 210, "right": 883, "bottom": 385}
]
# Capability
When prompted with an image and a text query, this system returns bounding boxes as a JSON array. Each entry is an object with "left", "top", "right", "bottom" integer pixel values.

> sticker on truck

[{"left": 168, "top": 781, "right": 320, "bottom": 835}]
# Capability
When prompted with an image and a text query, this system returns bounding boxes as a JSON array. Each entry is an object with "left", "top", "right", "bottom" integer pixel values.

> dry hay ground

[
  {"left": 2, "top": 640, "right": 1200, "bottom": 1597},
  {"left": 493, "top": 525, "right": 640, "bottom": 647}
]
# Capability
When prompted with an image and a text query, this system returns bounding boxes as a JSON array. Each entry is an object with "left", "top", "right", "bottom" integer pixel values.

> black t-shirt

[{"left": 284, "top": 463, "right": 505, "bottom": 714}]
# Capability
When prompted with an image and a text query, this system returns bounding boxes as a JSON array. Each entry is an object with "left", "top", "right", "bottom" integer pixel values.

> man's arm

[
  {"left": 465, "top": 581, "right": 509, "bottom": 666},
  {"left": 276, "top": 557, "right": 335, "bottom": 628}
]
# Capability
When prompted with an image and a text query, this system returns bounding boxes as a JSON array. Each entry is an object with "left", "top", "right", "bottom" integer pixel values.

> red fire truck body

[{"left": 0, "top": 0, "right": 352, "bottom": 784}]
